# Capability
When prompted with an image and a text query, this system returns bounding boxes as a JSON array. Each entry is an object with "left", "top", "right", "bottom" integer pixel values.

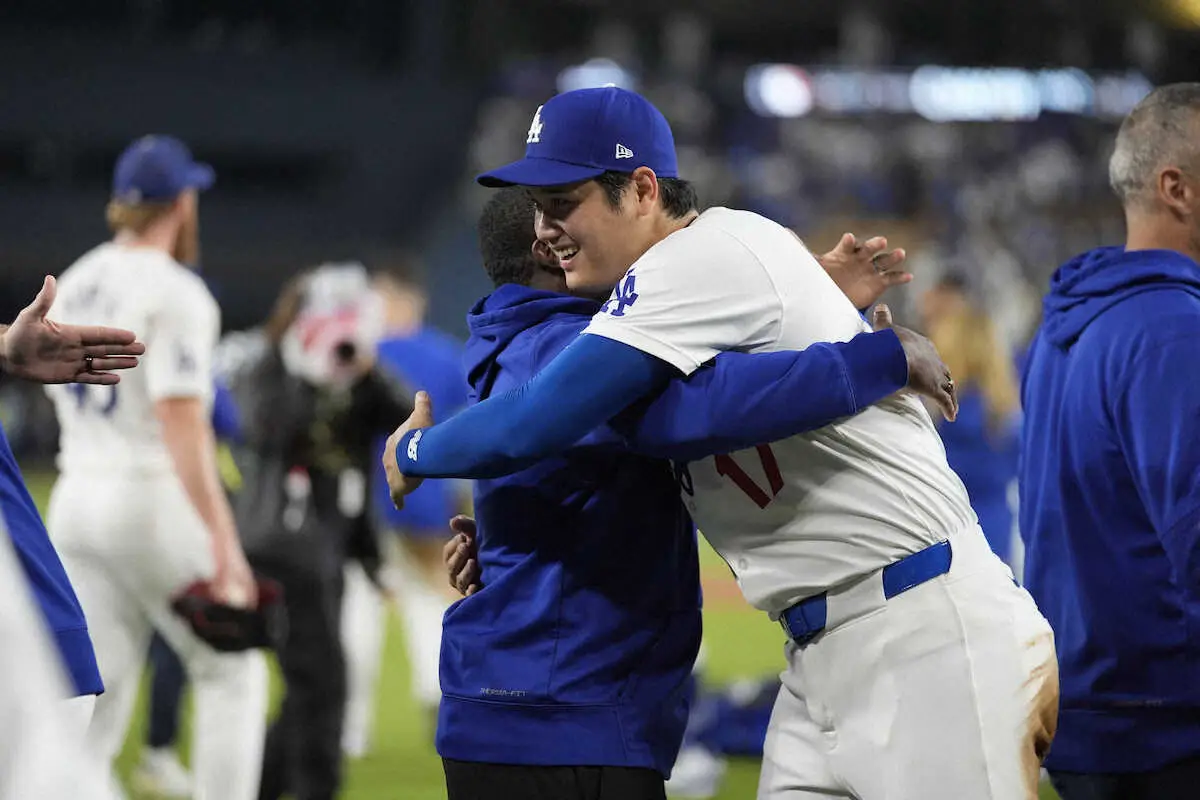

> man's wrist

[
  {"left": 395, "top": 429, "right": 424, "bottom": 473},
  {"left": 838, "top": 329, "right": 908, "bottom": 411}
]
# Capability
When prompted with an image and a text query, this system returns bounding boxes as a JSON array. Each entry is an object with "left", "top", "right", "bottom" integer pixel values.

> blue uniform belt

[{"left": 780, "top": 539, "right": 953, "bottom": 647}]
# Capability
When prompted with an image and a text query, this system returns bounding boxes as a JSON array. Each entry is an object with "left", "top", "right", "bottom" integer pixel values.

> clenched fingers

[
  {"left": 456, "top": 558, "right": 481, "bottom": 596},
  {"left": 444, "top": 533, "right": 465, "bottom": 572},
  {"left": 449, "top": 515, "right": 477, "bottom": 538}
]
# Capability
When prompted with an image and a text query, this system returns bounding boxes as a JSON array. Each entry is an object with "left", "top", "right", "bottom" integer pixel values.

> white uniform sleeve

[
  {"left": 144, "top": 277, "right": 220, "bottom": 402},
  {"left": 583, "top": 220, "right": 784, "bottom": 375}
]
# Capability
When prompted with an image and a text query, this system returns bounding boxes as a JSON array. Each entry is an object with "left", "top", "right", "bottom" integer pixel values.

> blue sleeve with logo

[{"left": 395, "top": 330, "right": 907, "bottom": 479}]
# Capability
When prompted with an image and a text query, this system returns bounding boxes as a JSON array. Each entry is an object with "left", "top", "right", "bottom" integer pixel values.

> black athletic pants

[
  {"left": 255, "top": 554, "right": 346, "bottom": 800},
  {"left": 443, "top": 759, "right": 665, "bottom": 800}
]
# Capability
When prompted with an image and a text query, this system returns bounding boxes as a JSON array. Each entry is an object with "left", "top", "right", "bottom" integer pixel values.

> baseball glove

[{"left": 170, "top": 577, "right": 287, "bottom": 652}]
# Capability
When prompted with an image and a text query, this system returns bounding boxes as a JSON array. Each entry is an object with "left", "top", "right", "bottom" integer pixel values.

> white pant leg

[
  {"left": 51, "top": 473, "right": 268, "bottom": 800},
  {"left": 801, "top": 527, "right": 1058, "bottom": 800},
  {"left": 153, "top": 609, "right": 268, "bottom": 800},
  {"left": 53, "top": 543, "right": 152, "bottom": 770},
  {"left": 0, "top": 523, "right": 114, "bottom": 800},
  {"left": 145, "top": 475, "right": 267, "bottom": 800},
  {"left": 340, "top": 560, "right": 385, "bottom": 756},
  {"left": 386, "top": 544, "right": 446, "bottom": 708},
  {"left": 62, "top": 693, "right": 97, "bottom": 731},
  {"left": 758, "top": 644, "right": 851, "bottom": 800}
]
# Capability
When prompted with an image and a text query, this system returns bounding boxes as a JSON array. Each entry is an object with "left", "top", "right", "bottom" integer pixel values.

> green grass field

[{"left": 25, "top": 471, "right": 1058, "bottom": 799}]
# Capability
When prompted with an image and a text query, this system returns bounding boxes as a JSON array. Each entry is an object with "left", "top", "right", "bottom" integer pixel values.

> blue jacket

[
  {"left": 1020, "top": 246, "right": 1200, "bottom": 773},
  {"left": 371, "top": 329, "right": 466, "bottom": 533},
  {"left": 437, "top": 285, "right": 702, "bottom": 776},
  {"left": 0, "top": 424, "right": 102, "bottom": 696}
]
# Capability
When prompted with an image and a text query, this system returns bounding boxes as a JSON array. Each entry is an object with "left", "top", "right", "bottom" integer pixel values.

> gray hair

[{"left": 1109, "top": 83, "right": 1200, "bottom": 207}]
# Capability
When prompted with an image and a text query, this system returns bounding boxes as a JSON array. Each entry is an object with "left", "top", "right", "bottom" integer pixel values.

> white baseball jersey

[
  {"left": 585, "top": 207, "right": 977, "bottom": 615},
  {"left": 47, "top": 243, "right": 219, "bottom": 476}
]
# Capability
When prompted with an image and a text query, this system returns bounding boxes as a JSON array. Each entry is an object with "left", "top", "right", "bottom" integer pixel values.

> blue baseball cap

[
  {"left": 477, "top": 87, "right": 679, "bottom": 188},
  {"left": 112, "top": 135, "right": 214, "bottom": 203}
]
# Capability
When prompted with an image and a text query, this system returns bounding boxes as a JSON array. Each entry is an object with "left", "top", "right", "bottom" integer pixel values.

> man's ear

[
  {"left": 630, "top": 167, "right": 661, "bottom": 215},
  {"left": 1157, "top": 166, "right": 1193, "bottom": 219}
]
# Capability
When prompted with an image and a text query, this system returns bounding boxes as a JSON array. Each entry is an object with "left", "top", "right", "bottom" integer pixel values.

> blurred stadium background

[{"left": 6, "top": 1, "right": 1200, "bottom": 797}]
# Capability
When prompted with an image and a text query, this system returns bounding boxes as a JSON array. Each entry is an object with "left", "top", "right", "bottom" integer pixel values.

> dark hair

[
  {"left": 594, "top": 171, "right": 698, "bottom": 219},
  {"left": 478, "top": 187, "right": 537, "bottom": 288}
]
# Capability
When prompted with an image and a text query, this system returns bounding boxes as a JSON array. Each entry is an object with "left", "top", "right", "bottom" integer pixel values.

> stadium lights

[
  {"left": 744, "top": 64, "right": 815, "bottom": 118},
  {"left": 556, "top": 58, "right": 637, "bottom": 93},
  {"left": 910, "top": 66, "right": 1044, "bottom": 122},
  {"left": 743, "top": 64, "right": 1152, "bottom": 121}
]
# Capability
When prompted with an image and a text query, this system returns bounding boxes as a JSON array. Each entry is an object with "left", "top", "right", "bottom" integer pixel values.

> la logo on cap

[{"left": 526, "top": 106, "right": 544, "bottom": 144}]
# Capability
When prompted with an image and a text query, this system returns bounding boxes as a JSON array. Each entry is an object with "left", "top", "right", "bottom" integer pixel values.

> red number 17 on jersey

[{"left": 714, "top": 444, "right": 783, "bottom": 509}]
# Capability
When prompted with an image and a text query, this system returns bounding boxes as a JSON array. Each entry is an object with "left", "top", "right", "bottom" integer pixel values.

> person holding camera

[{"left": 225, "top": 265, "right": 413, "bottom": 800}]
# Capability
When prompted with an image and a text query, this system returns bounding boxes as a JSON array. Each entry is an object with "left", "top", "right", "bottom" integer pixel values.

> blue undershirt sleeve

[
  {"left": 395, "top": 334, "right": 675, "bottom": 478},
  {"left": 617, "top": 328, "right": 907, "bottom": 462}
]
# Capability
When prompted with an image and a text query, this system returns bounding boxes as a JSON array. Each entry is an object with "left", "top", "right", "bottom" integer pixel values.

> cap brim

[
  {"left": 187, "top": 163, "right": 216, "bottom": 192},
  {"left": 477, "top": 157, "right": 605, "bottom": 188}
]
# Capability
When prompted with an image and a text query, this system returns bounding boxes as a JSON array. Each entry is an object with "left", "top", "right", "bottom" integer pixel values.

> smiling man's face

[{"left": 529, "top": 179, "right": 644, "bottom": 297}]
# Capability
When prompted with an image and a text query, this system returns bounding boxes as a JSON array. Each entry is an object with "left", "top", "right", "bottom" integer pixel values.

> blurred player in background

[
  {"left": 344, "top": 254, "right": 466, "bottom": 750},
  {"left": 390, "top": 87, "right": 1056, "bottom": 800},
  {"left": 920, "top": 274, "right": 1021, "bottom": 567},
  {"left": 45, "top": 135, "right": 268, "bottom": 800},
  {"left": 0, "top": 274, "right": 143, "bottom": 799},
  {"left": 225, "top": 263, "right": 412, "bottom": 800},
  {"left": 133, "top": 377, "right": 248, "bottom": 798}
]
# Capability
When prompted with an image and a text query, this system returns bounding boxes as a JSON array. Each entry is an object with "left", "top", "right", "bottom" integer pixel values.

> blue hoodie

[
  {"left": 1020, "top": 246, "right": 1200, "bottom": 773},
  {"left": 437, "top": 285, "right": 702, "bottom": 776}
]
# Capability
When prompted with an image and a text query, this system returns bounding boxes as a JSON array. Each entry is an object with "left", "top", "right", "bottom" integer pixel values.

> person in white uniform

[
  {"left": 384, "top": 87, "right": 1059, "bottom": 800},
  {"left": 45, "top": 135, "right": 268, "bottom": 800}
]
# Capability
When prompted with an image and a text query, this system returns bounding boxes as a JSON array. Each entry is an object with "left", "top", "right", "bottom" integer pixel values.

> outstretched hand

[
  {"left": 819, "top": 233, "right": 912, "bottom": 311},
  {"left": 872, "top": 304, "right": 958, "bottom": 422},
  {"left": 383, "top": 391, "right": 435, "bottom": 509},
  {"left": 2, "top": 276, "right": 145, "bottom": 385}
]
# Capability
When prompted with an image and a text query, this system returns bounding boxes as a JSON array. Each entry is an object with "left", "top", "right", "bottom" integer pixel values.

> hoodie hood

[
  {"left": 1042, "top": 246, "right": 1200, "bottom": 348},
  {"left": 464, "top": 283, "right": 602, "bottom": 398}
]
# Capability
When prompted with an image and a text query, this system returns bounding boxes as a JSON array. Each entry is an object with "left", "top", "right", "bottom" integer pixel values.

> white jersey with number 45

[
  {"left": 584, "top": 207, "right": 977, "bottom": 616},
  {"left": 47, "top": 243, "right": 219, "bottom": 477}
]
